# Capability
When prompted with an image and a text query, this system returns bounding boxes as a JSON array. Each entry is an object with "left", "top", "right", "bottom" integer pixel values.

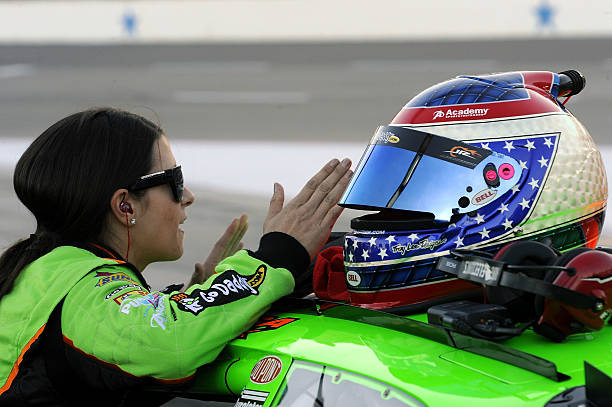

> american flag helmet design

[{"left": 339, "top": 71, "right": 607, "bottom": 310}]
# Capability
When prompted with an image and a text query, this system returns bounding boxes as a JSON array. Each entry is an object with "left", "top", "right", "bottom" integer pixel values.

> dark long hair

[{"left": 0, "top": 108, "right": 163, "bottom": 299}]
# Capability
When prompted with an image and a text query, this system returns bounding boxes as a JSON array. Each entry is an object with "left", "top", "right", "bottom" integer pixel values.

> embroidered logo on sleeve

[
  {"left": 113, "top": 290, "right": 149, "bottom": 305},
  {"left": 94, "top": 271, "right": 139, "bottom": 287},
  {"left": 104, "top": 284, "right": 144, "bottom": 300},
  {"left": 119, "top": 292, "right": 168, "bottom": 330},
  {"left": 169, "top": 266, "right": 266, "bottom": 316}
]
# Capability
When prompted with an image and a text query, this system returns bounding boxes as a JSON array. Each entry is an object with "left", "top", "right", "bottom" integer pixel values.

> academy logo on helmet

[{"left": 433, "top": 107, "right": 489, "bottom": 120}]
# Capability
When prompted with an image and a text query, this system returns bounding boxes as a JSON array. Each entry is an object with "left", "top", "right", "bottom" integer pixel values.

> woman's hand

[
  {"left": 187, "top": 214, "right": 249, "bottom": 288},
  {"left": 264, "top": 158, "right": 352, "bottom": 260}
]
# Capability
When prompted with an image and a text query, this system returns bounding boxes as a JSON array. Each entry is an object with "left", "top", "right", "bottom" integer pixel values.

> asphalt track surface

[{"left": 1, "top": 39, "right": 611, "bottom": 405}]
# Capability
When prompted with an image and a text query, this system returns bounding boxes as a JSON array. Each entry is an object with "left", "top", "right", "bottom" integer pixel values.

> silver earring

[{"left": 130, "top": 218, "right": 136, "bottom": 225}]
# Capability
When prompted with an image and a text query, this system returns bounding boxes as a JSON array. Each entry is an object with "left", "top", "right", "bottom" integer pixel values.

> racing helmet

[{"left": 339, "top": 70, "right": 608, "bottom": 312}]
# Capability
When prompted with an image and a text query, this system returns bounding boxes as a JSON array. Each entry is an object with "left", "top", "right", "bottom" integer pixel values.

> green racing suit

[{"left": 0, "top": 232, "right": 306, "bottom": 405}]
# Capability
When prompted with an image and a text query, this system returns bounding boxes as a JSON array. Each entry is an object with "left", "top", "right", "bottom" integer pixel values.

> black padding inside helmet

[
  {"left": 351, "top": 210, "right": 452, "bottom": 231},
  {"left": 487, "top": 241, "right": 558, "bottom": 322}
]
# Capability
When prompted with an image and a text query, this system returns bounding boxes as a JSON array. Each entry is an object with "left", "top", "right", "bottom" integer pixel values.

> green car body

[{"left": 184, "top": 299, "right": 612, "bottom": 406}]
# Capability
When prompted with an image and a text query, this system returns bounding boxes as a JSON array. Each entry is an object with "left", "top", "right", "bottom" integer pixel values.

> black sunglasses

[{"left": 129, "top": 165, "right": 184, "bottom": 202}]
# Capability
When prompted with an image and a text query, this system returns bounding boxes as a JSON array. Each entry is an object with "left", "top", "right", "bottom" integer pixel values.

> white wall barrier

[
  {"left": 0, "top": 0, "right": 611, "bottom": 44},
  {"left": 2, "top": 140, "right": 611, "bottom": 235}
]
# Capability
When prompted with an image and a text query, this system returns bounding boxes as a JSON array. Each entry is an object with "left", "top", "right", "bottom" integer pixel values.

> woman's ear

[{"left": 110, "top": 189, "right": 135, "bottom": 225}]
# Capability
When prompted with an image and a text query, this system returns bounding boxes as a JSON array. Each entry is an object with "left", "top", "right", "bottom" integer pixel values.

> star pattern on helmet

[
  {"left": 378, "top": 248, "right": 388, "bottom": 259},
  {"left": 408, "top": 233, "right": 419, "bottom": 242},
  {"left": 498, "top": 203, "right": 509, "bottom": 213},
  {"left": 519, "top": 160, "right": 528, "bottom": 170},
  {"left": 479, "top": 227, "right": 490, "bottom": 239},
  {"left": 503, "top": 141, "right": 515, "bottom": 152},
  {"left": 543, "top": 138, "right": 554, "bottom": 148},
  {"left": 524, "top": 140, "right": 536, "bottom": 151},
  {"left": 502, "top": 218, "right": 514, "bottom": 230},
  {"left": 528, "top": 177, "right": 540, "bottom": 190},
  {"left": 473, "top": 213, "right": 485, "bottom": 224},
  {"left": 352, "top": 239, "right": 358, "bottom": 250},
  {"left": 362, "top": 249, "right": 370, "bottom": 260},
  {"left": 538, "top": 156, "right": 549, "bottom": 168},
  {"left": 368, "top": 236, "right": 377, "bottom": 247},
  {"left": 481, "top": 142, "right": 491, "bottom": 150},
  {"left": 386, "top": 235, "right": 396, "bottom": 244},
  {"left": 519, "top": 198, "right": 531, "bottom": 210},
  {"left": 455, "top": 236, "right": 464, "bottom": 247}
]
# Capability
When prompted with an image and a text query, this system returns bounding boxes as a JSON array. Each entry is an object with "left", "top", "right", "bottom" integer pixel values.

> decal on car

[
  {"left": 250, "top": 356, "right": 282, "bottom": 384},
  {"left": 238, "top": 316, "right": 299, "bottom": 339},
  {"left": 235, "top": 389, "right": 269, "bottom": 407},
  {"left": 169, "top": 266, "right": 267, "bottom": 316}
]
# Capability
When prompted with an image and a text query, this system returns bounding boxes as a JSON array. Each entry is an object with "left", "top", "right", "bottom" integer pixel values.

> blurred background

[
  {"left": 1, "top": 0, "right": 611, "bottom": 286},
  {"left": 0, "top": 2, "right": 611, "bottom": 402}
]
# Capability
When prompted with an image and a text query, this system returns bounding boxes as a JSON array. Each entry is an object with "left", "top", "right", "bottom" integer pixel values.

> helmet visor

[{"left": 339, "top": 126, "right": 522, "bottom": 221}]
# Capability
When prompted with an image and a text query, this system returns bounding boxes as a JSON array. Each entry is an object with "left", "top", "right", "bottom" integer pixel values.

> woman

[{"left": 0, "top": 108, "right": 352, "bottom": 405}]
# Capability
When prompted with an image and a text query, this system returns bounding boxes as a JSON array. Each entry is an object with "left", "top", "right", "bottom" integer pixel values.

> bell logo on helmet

[
  {"left": 472, "top": 189, "right": 497, "bottom": 206},
  {"left": 346, "top": 271, "right": 361, "bottom": 286}
]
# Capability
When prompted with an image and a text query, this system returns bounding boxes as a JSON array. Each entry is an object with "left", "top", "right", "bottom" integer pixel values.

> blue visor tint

[
  {"left": 342, "top": 145, "right": 418, "bottom": 209},
  {"left": 339, "top": 126, "right": 522, "bottom": 221}
]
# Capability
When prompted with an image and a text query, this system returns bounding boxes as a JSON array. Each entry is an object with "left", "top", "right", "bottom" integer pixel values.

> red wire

[
  {"left": 125, "top": 212, "right": 130, "bottom": 262},
  {"left": 562, "top": 96, "right": 572, "bottom": 106}
]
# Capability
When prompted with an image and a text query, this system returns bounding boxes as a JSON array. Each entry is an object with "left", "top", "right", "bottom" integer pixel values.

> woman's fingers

[
  {"left": 291, "top": 159, "right": 340, "bottom": 206},
  {"left": 322, "top": 201, "right": 346, "bottom": 230},
  {"left": 314, "top": 167, "right": 353, "bottom": 222},
  {"left": 187, "top": 262, "right": 213, "bottom": 289},
  {"left": 223, "top": 214, "right": 248, "bottom": 258},
  {"left": 266, "top": 183, "right": 285, "bottom": 221},
  {"left": 261, "top": 157, "right": 353, "bottom": 260},
  {"left": 305, "top": 158, "right": 351, "bottom": 214},
  {"left": 206, "top": 217, "right": 237, "bottom": 263}
]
